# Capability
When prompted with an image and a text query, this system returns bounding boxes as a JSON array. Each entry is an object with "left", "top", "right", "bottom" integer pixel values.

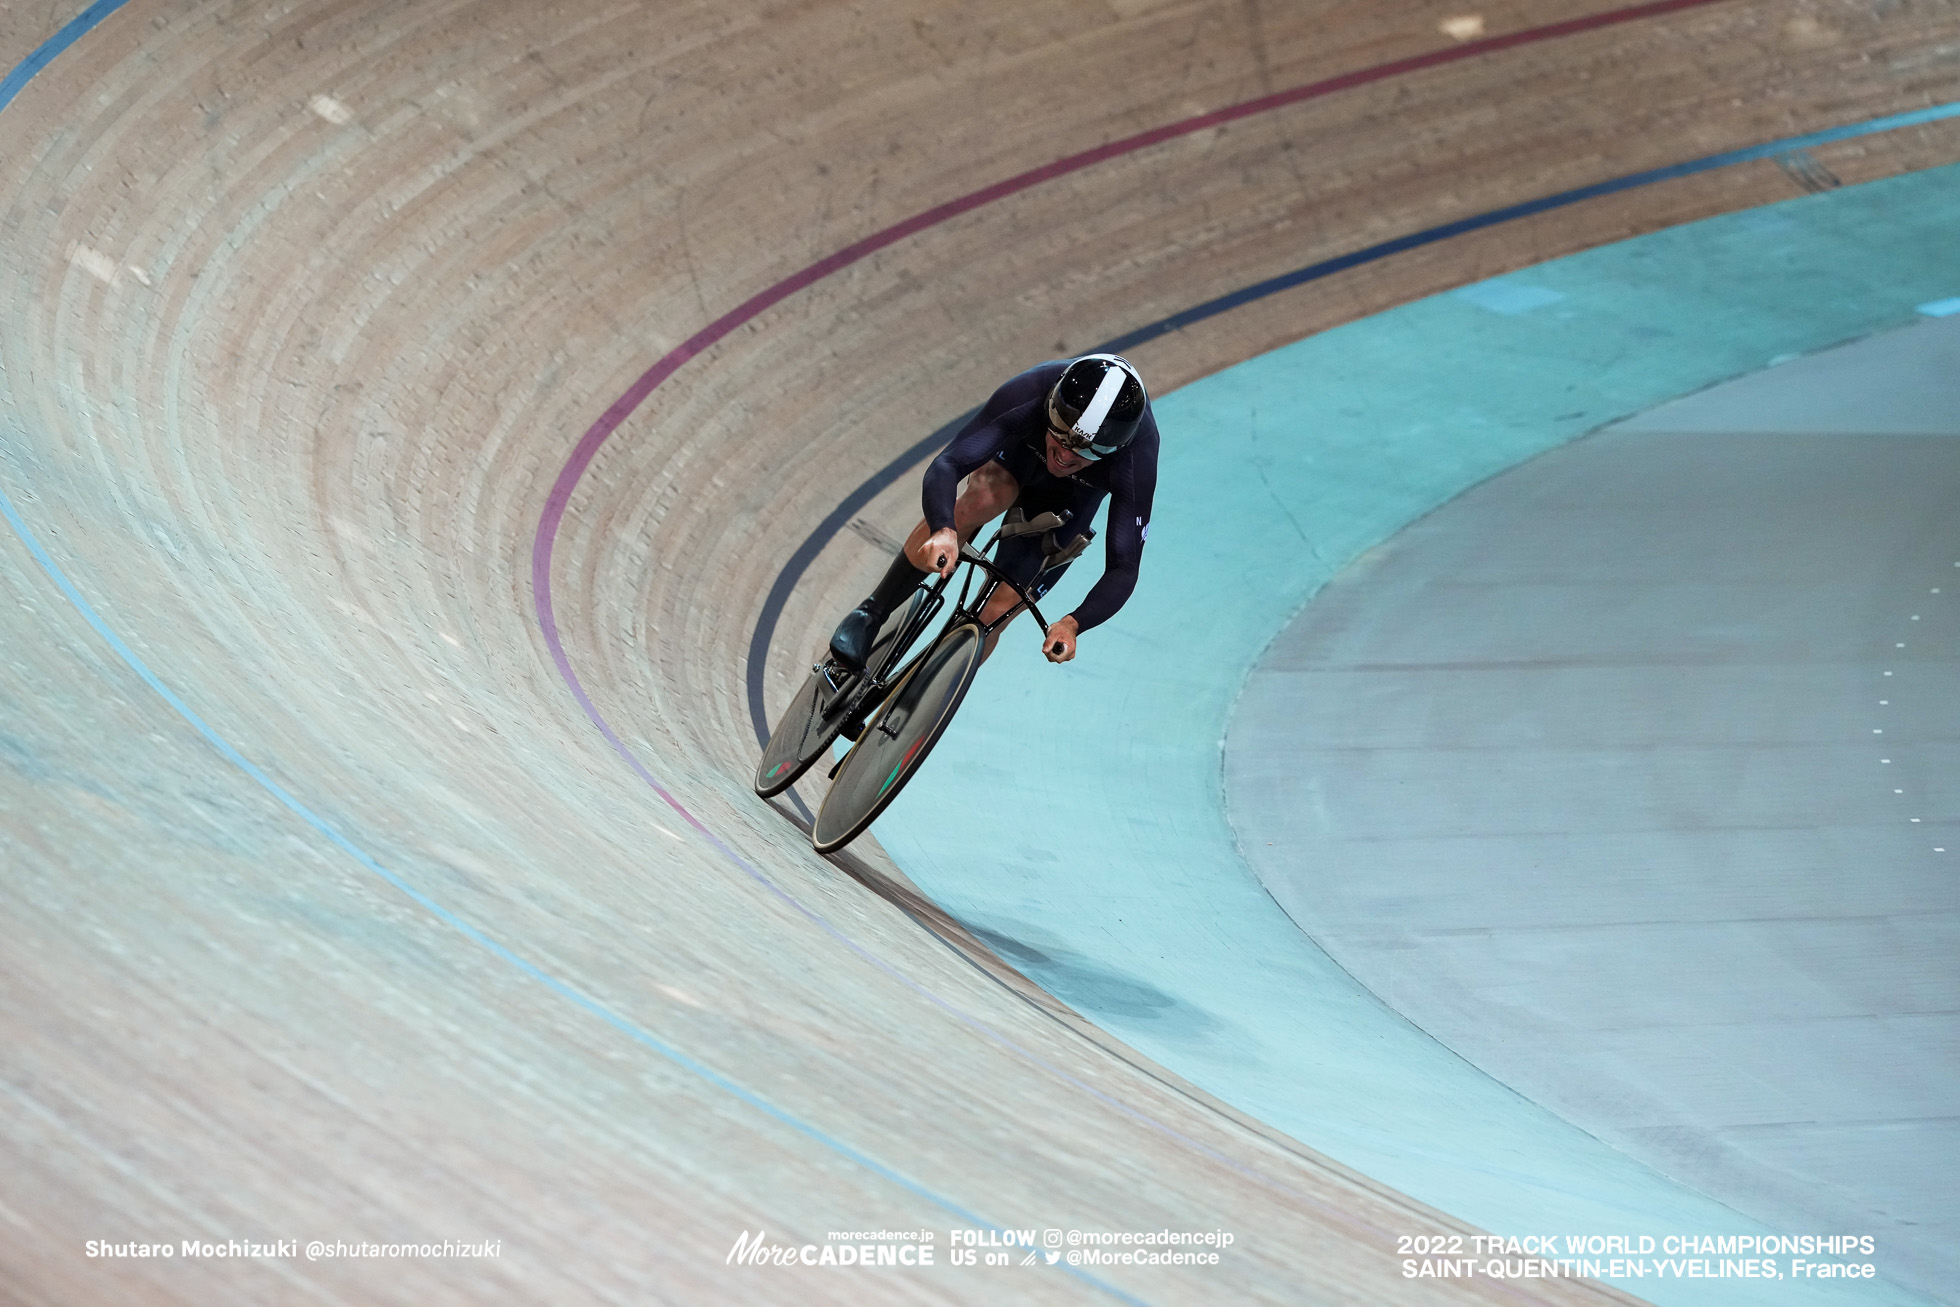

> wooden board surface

[{"left": 2, "top": 0, "right": 1956, "bottom": 1301}]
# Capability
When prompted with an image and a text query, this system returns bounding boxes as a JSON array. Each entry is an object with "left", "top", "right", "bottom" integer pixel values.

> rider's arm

[
  {"left": 921, "top": 409, "right": 1024, "bottom": 531},
  {"left": 1067, "top": 422, "right": 1159, "bottom": 633},
  {"left": 920, "top": 364, "right": 1059, "bottom": 530}
]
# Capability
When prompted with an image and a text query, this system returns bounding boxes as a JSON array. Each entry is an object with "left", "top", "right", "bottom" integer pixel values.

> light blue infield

[{"left": 869, "top": 160, "right": 1960, "bottom": 1306}]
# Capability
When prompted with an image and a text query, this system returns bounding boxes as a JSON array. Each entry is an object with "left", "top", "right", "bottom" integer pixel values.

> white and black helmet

[{"left": 1045, "top": 354, "right": 1147, "bottom": 461}]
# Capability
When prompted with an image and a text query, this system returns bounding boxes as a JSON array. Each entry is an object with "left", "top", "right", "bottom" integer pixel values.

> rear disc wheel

[
  {"left": 753, "top": 659, "right": 854, "bottom": 797},
  {"left": 754, "top": 593, "right": 923, "bottom": 797}
]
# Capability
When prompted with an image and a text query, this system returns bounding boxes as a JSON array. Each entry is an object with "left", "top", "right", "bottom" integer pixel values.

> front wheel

[{"left": 812, "top": 622, "right": 984, "bottom": 853}]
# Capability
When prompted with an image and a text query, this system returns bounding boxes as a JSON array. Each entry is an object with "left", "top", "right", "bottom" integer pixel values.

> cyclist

[{"left": 828, "top": 353, "right": 1158, "bottom": 667}]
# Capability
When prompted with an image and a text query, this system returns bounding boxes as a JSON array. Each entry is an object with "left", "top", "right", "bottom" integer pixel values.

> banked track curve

[{"left": 3, "top": 0, "right": 1960, "bottom": 1301}]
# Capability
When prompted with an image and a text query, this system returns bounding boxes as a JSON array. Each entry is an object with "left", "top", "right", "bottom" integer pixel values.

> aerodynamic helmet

[{"left": 1045, "top": 354, "right": 1147, "bottom": 462}]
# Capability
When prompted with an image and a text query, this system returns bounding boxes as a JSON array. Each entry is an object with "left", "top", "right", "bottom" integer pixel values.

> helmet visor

[{"left": 1047, "top": 421, "right": 1104, "bottom": 460}]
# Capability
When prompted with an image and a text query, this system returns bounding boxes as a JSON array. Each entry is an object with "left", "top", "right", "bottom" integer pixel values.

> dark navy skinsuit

[{"left": 920, "top": 360, "right": 1159, "bottom": 631}]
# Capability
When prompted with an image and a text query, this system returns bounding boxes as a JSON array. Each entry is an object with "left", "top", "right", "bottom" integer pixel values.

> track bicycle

[{"left": 754, "top": 511, "right": 1080, "bottom": 852}]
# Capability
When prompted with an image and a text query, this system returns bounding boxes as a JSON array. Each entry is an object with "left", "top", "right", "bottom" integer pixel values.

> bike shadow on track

[{"left": 763, "top": 794, "right": 1293, "bottom": 1156}]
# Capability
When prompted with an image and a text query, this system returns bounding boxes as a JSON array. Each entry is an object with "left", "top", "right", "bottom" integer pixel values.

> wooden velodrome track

[{"left": 2, "top": 0, "right": 1956, "bottom": 1302}]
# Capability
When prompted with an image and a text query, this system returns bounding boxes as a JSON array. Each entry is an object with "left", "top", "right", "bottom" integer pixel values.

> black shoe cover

[{"left": 828, "top": 605, "right": 884, "bottom": 669}]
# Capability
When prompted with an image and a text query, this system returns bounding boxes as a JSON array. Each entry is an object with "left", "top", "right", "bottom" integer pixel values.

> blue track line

[
  {"left": 0, "top": 483, "right": 1019, "bottom": 1239},
  {"left": 14, "top": 0, "right": 1958, "bottom": 1291},
  {"left": 747, "top": 96, "right": 1960, "bottom": 751},
  {"left": 0, "top": 8, "right": 1145, "bottom": 1298},
  {"left": 1102, "top": 100, "right": 1960, "bottom": 351},
  {"left": 0, "top": 0, "right": 132, "bottom": 112}
]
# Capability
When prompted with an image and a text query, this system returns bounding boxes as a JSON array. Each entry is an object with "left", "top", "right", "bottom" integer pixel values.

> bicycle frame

[{"left": 854, "top": 528, "right": 1051, "bottom": 703}]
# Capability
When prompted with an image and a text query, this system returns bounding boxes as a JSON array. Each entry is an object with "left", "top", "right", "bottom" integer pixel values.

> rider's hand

[
  {"left": 912, "top": 526, "right": 961, "bottom": 578},
  {"left": 1043, "top": 615, "right": 1079, "bottom": 664}
]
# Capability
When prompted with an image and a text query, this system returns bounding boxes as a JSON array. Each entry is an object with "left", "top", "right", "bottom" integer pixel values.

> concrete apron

[{"left": 869, "top": 161, "right": 1960, "bottom": 1306}]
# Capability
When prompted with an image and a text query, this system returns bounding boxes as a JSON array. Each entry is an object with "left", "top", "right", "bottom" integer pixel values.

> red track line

[
  {"left": 534, "top": 0, "right": 1735, "bottom": 637},
  {"left": 526, "top": 0, "right": 1735, "bottom": 1229}
]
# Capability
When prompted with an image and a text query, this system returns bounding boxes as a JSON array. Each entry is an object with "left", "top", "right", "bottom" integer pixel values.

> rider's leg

[
  {"left": 831, "top": 461, "right": 1020, "bottom": 666},
  {"left": 973, "top": 523, "right": 1079, "bottom": 662},
  {"left": 982, "top": 476, "right": 1099, "bottom": 661}
]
